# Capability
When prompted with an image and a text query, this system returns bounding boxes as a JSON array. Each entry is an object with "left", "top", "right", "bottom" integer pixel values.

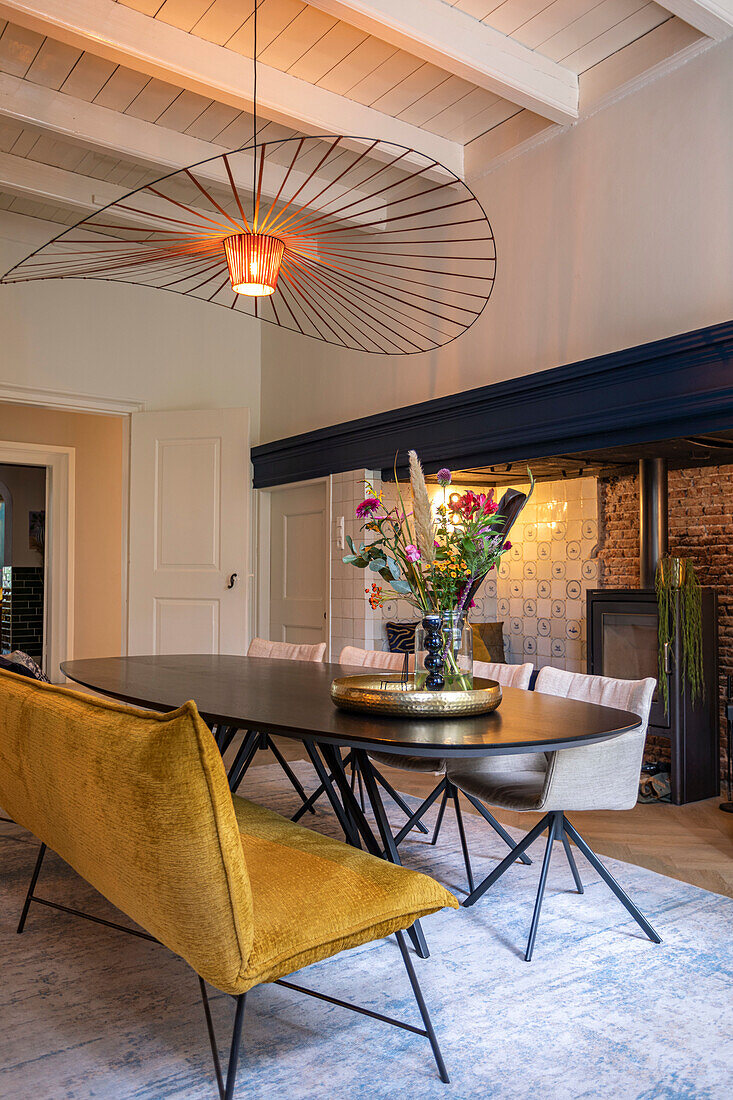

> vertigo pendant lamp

[{"left": 0, "top": 6, "right": 496, "bottom": 354}]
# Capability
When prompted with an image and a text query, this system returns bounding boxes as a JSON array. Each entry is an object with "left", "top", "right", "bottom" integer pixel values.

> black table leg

[
  {"left": 354, "top": 749, "right": 430, "bottom": 960},
  {"left": 303, "top": 742, "right": 363, "bottom": 849},
  {"left": 227, "top": 731, "right": 260, "bottom": 791},
  {"left": 318, "top": 743, "right": 382, "bottom": 858}
]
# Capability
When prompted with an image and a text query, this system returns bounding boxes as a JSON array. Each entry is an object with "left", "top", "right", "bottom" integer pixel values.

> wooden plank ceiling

[{"left": 0, "top": 0, "right": 727, "bottom": 227}]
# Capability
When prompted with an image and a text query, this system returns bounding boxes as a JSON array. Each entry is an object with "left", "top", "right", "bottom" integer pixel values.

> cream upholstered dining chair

[
  {"left": 247, "top": 638, "right": 326, "bottom": 662},
  {"left": 334, "top": 647, "right": 535, "bottom": 893},
  {"left": 447, "top": 666, "right": 659, "bottom": 960},
  {"left": 223, "top": 638, "right": 326, "bottom": 806}
]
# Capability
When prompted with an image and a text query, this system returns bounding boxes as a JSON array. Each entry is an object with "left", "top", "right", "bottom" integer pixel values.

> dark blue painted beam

[{"left": 252, "top": 319, "right": 733, "bottom": 488}]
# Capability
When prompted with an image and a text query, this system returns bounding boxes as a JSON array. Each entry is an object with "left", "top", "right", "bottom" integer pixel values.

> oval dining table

[{"left": 61, "top": 653, "right": 642, "bottom": 959}]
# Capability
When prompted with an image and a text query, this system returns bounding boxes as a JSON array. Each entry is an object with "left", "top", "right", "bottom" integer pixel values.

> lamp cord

[{"left": 252, "top": 0, "right": 258, "bottom": 227}]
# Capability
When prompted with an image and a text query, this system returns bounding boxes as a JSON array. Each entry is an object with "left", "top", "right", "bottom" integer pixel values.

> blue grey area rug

[{"left": 1, "top": 761, "right": 731, "bottom": 1100}]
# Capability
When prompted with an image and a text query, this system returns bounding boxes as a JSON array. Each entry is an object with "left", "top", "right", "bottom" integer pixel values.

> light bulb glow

[{"left": 224, "top": 233, "right": 284, "bottom": 296}]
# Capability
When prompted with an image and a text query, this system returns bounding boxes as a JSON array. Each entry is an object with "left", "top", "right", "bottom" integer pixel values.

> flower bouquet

[{"left": 343, "top": 451, "right": 532, "bottom": 690}]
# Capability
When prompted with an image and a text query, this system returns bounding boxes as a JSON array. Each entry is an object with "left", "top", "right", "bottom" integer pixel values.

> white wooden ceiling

[{"left": 0, "top": 0, "right": 728, "bottom": 228}]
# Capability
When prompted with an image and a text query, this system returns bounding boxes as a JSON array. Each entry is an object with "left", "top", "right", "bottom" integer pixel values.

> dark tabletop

[{"left": 60, "top": 654, "right": 641, "bottom": 759}]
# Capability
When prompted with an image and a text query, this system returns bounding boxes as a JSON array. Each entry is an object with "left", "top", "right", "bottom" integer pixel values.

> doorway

[
  {"left": 259, "top": 479, "right": 329, "bottom": 649},
  {"left": 0, "top": 463, "right": 47, "bottom": 666}
]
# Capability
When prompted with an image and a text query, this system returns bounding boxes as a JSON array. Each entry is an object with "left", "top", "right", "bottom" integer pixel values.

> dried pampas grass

[{"left": 409, "top": 450, "right": 436, "bottom": 564}]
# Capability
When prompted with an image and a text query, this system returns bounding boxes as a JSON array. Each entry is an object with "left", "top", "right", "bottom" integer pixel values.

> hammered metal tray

[{"left": 330, "top": 674, "right": 502, "bottom": 718}]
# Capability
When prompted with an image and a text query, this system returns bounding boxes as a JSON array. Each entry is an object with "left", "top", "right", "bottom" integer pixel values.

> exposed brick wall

[
  {"left": 598, "top": 475, "right": 640, "bottom": 587},
  {"left": 598, "top": 465, "right": 733, "bottom": 782}
]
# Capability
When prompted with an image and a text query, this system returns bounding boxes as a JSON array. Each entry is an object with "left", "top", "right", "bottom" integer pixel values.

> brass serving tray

[{"left": 330, "top": 674, "right": 502, "bottom": 718}]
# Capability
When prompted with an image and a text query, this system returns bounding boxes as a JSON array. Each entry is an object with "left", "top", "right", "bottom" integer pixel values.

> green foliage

[{"left": 655, "top": 555, "right": 705, "bottom": 714}]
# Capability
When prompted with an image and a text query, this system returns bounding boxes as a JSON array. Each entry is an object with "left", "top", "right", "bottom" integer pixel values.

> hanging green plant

[{"left": 655, "top": 555, "right": 704, "bottom": 714}]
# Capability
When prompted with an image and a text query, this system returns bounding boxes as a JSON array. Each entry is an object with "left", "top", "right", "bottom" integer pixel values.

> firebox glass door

[{"left": 601, "top": 610, "right": 672, "bottom": 730}]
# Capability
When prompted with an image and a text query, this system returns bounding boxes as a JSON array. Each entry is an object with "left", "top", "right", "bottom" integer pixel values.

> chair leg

[
  {"left": 563, "top": 816, "right": 661, "bottom": 944},
  {"left": 395, "top": 931, "right": 450, "bottom": 1084},
  {"left": 462, "top": 812, "right": 552, "bottom": 908},
  {"left": 431, "top": 783, "right": 449, "bottom": 845},
  {"left": 448, "top": 784, "right": 474, "bottom": 894},
  {"left": 371, "top": 766, "right": 429, "bottom": 835},
  {"left": 267, "top": 735, "right": 315, "bottom": 812},
  {"left": 525, "top": 813, "right": 559, "bottom": 962},
  {"left": 561, "top": 830, "right": 584, "bottom": 894},
  {"left": 392, "top": 780, "right": 448, "bottom": 847},
  {"left": 17, "top": 842, "right": 47, "bottom": 934},
  {"left": 291, "top": 752, "right": 354, "bottom": 822},
  {"left": 460, "top": 790, "right": 533, "bottom": 866},
  {"left": 199, "top": 978, "right": 246, "bottom": 1100}
]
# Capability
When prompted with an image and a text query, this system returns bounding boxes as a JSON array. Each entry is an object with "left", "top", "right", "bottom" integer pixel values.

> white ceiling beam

[
  {"left": 652, "top": 0, "right": 733, "bottom": 40},
  {"left": 0, "top": 74, "right": 388, "bottom": 228},
  {"left": 0, "top": 149, "right": 188, "bottom": 229},
  {"left": 0, "top": 0, "right": 462, "bottom": 175},
  {"left": 306, "top": 0, "right": 578, "bottom": 124}
]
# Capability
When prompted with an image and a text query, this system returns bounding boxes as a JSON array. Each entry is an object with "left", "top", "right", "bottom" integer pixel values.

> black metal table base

[
  {"left": 210, "top": 724, "right": 316, "bottom": 813},
  {"left": 291, "top": 752, "right": 428, "bottom": 836},
  {"left": 303, "top": 742, "right": 431, "bottom": 959}
]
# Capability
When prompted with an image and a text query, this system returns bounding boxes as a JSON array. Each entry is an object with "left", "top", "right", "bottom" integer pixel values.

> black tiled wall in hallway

[{"left": 1, "top": 566, "right": 44, "bottom": 660}]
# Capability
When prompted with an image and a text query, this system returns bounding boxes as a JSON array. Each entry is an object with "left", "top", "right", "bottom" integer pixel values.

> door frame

[
  {"left": 256, "top": 476, "right": 331, "bottom": 653},
  {"left": 0, "top": 383, "right": 142, "bottom": 667},
  {"left": 0, "top": 440, "right": 74, "bottom": 681}
]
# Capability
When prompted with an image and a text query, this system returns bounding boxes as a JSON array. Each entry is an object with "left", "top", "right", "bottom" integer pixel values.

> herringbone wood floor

[{"left": 257, "top": 738, "right": 733, "bottom": 899}]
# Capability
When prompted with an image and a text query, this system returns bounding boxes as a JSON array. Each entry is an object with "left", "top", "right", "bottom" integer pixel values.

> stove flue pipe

[{"left": 639, "top": 457, "right": 668, "bottom": 589}]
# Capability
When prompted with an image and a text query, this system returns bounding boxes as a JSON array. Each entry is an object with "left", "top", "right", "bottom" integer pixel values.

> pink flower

[
  {"left": 504, "top": 540, "right": 512, "bottom": 550},
  {"left": 474, "top": 492, "right": 497, "bottom": 516},
  {"left": 356, "top": 496, "right": 380, "bottom": 519},
  {"left": 405, "top": 544, "right": 421, "bottom": 563},
  {"left": 437, "top": 468, "right": 452, "bottom": 487}
]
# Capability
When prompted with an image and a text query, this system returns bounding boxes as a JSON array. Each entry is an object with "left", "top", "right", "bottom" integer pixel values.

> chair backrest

[
  {"left": 534, "top": 666, "right": 655, "bottom": 714},
  {"left": 248, "top": 637, "right": 326, "bottom": 662},
  {"left": 534, "top": 666, "right": 656, "bottom": 809},
  {"left": 474, "top": 660, "right": 533, "bottom": 690},
  {"left": 0, "top": 669, "right": 253, "bottom": 994},
  {"left": 340, "top": 649, "right": 531, "bottom": 687},
  {"left": 339, "top": 646, "right": 414, "bottom": 671}
]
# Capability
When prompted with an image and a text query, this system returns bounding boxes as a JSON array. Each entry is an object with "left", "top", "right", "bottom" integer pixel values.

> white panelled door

[
  {"left": 269, "top": 481, "right": 328, "bottom": 646},
  {"left": 128, "top": 408, "right": 249, "bottom": 655}
]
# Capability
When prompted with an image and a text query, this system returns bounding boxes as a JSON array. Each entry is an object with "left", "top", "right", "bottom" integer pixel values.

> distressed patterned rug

[{"left": 1, "top": 761, "right": 731, "bottom": 1100}]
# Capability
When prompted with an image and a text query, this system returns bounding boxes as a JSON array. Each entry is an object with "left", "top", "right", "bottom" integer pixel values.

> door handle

[{"left": 227, "top": 573, "right": 238, "bottom": 589}]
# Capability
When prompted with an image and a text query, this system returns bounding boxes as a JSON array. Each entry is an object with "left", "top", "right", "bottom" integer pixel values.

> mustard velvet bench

[{"left": 0, "top": 669, "right": 458, "bottom": 1097}]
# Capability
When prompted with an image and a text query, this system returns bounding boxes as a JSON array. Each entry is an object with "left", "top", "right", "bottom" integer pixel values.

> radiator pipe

[{"left": 639, "top": 457, "right": 668, "bottom": 589}]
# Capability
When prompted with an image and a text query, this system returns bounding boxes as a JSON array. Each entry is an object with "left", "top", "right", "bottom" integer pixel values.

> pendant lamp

[{"left": 0, "top": 4, "right": 496, "bottom": 353}]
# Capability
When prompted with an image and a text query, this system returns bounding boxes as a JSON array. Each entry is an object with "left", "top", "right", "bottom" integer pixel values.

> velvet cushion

[
  {"left": 385, "top": 621, "right": 417, "bottom": 654},
  {"left": 471, "top": 622, "right": 506, "bottom": 663},
  {"left": 233, "top": 797, "right": 457, "bottom": 986}
]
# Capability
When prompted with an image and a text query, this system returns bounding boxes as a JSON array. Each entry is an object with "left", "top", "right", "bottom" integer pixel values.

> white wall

[
  {"left": 259, "top": 36, "right": 733, "bottom": 443},
  {"left": 0, "top": 211, "right": 262, "bottom": 441},
  {"left": 0, "top": 462, "right": 46, "bottom": 567}
]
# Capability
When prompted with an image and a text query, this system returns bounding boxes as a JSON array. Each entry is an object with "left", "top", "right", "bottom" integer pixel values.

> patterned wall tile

[{"left": 332, "top": 473, "right": 600, "bottom": 673}]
